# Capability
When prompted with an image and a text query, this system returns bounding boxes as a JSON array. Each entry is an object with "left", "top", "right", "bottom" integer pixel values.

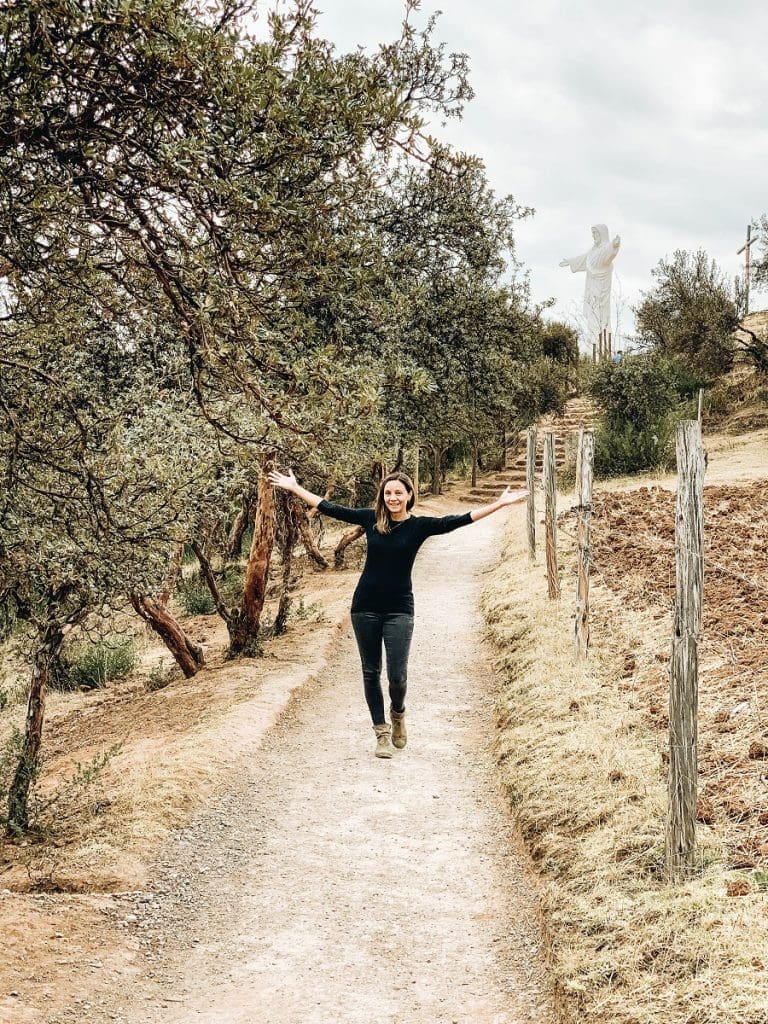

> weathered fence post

[
  {"left": 574, "top": 429, "right": 594, "bottom": 658},
  {"left": 574, "top": 424, "right": 584, "bottom": 498},
  {"left": 526, "top": 425, "right": 537, "bottom": 561},
  {"left": 665, "top": 420, "right": 705, "bottom": 883},
  {"left": 543, "top": 432, "right": 559, "bottom": 599}
]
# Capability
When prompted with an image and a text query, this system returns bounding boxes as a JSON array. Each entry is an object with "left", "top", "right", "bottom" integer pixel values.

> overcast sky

[{"left": 306, "top": 0, "right": 768, "bottom": 345}]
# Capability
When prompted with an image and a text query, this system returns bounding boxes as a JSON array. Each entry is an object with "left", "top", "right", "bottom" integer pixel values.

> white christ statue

[{"left": 559, "top": 224, "right": 621, "bottom": 340}]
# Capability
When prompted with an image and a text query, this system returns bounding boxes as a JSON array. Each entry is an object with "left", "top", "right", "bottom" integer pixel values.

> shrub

[
  {"left": 177, "top": 575, "right": 216, "bottom": 615},
  {"left": 511, "top": 357, "right": 569, "bottom": 422},
  {"left": 290, "top": 597, "right": 327, "bottom": 624},
  {"left": 61, "top": 637, "right": 137, "bottom": 691},
  {"left": 178, "top": 563, "right": 242, "bottom": 616},
  {"left": 587, "top": 353, "right": 692, "bottom": 478},
  {"left": 588, "top": 352, "right": 683, "bottom": 431},
  {"left": 593, "top": 421, "right": 677, "bottom": 479},
  {"left": 145, "top": 661, "right": 176, "bottom": 692},
  {"left": 541, "top": 320, "right": 579, "bottom": 368}
]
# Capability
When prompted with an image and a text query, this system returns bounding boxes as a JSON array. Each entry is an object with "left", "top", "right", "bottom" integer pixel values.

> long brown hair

[{"left": 374, "top": 472, "right": 415, "bottom": 535}]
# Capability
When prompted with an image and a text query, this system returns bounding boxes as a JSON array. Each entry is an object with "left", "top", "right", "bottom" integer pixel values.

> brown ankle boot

[
  {"left": 373, "top": 724, "right": 393, "bottom": 759},
  {"left": 390, "top": 705, "right": 407, "bottom": 749}
]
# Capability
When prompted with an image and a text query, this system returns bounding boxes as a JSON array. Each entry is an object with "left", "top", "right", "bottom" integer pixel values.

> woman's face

[{"left": 383, "top": 481, "right": 411, "bottom": 517}]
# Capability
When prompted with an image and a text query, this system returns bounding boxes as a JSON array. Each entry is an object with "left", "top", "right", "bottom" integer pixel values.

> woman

[{"left": 267, "top": 468, "right": 527, "bottom": 758}]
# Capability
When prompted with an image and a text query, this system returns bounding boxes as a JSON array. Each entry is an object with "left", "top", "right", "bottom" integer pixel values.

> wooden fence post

[
  {"left": 526, "top": 425, "right": 537, "bottom": 561},
  {"left": 543, "top": 432, "right": 559, "bottom": 599},
  {"left": 665, "top": 420, "right": 705, "bottom": 883},
  {"left": 574, "top": 429, "right": 594, "bottom": 658}
]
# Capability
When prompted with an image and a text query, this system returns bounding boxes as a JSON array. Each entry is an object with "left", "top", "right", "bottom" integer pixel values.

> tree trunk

[
  {"left": 6, "top": 620, "right": 64, "bottom": 834},
  {"left": 227, "top": 490, "right": 256, "bottom": 560},
  {"left": 430, "top": 446, "right": 443, "bottom": 495},
  {"left": 273, "top": 496, "right": 299, "bottom": 636},
  {"left": 190, "top": 541, "right": 233, "bottom": 625},
  {"left": 228, "top": 472, "right": 276, "bottom": 657},
  {"left": 471, "top": 445, "right": 478, "bottom": 488},
  {"left": 334, "top": 525, "right": 365, "bottom": 569},
  {"left": 297, "top": 509, "right": 330, "bottom": 570},
  {"left": 131, "top": 594, "right": 204, "bottom": 677}
]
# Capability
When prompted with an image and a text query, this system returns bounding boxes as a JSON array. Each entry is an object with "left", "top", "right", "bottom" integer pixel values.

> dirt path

[{"left": 47, "top": 506, "right": 554, "bottom": 1024}]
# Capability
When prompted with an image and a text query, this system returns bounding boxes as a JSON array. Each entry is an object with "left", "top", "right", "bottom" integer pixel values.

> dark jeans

[{"left": 350, "top": 611, "right": 414, "bottom": 726}]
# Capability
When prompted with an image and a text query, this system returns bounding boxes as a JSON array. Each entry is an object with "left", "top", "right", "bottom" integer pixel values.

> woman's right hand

[{"left": 267, "top": 468, "right": 297, "bottom": 492}]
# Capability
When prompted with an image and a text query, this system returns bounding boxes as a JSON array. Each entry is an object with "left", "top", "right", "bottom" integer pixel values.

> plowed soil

[{"left": 578, "top": 481, "right": 768, "bottom": 866}]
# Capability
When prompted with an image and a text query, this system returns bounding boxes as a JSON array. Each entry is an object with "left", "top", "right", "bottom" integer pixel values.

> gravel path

[{"left": 49, "top": 508, "right": 555, "bottom": 1024}]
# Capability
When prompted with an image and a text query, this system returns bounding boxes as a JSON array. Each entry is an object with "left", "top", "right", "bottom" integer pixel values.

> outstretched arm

[
  {"left": 469, "top": 487, "right": 528, "bottom": 522},
  {"left": 267, "top": 468, "right": 323, "bottom": 509},
  {"left": 268, "top": 469, "right": 372, "bottom": 527}
]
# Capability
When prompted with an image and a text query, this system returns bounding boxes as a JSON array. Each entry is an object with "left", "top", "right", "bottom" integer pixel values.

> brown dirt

[
  {"left": 1, "top": 500, "right": 555, "bottom": 1024},
  {"left": 563, "top": 478, "right": 768, "bottom": 872}
]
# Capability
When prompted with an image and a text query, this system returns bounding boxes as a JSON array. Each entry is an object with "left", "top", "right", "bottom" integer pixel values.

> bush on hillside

[
  {"left": 511, "top": 357, "right": 569, "bottom": 423},
  {"left": 60, "top": 637, "right": 137, "bottom": 691},
  {"left": 593, "top": 421, "right": 677, "bottom": 478},
  {"left": 541, "top": 320, "right": 579, "bottom": 368},
  {"left": 588, "top": 352, "right": 687, "bottom": 430},
  {"left": 587, "top": 353, "right": 692, "bottom": 477}
]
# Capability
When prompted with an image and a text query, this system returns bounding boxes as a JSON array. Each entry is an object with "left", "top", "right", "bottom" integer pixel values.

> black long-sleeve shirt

[{"left": 318, "top": 500, "right": 473, "bottom": 614}]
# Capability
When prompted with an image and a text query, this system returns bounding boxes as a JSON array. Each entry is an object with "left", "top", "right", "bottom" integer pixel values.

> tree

[
  {"left": 635, "top": 250, "right": 738, "bottom": 377},
  {"left": 368, "top": 153, "right": 546, "bottom": 492},
  {"left": 541, "top": 320, "right": 579, "bottom": 369},
  {"left": 1, "top": 0, "right": 508, "bottom": 830},
  {"left": 0, "top": 303, "right": 211, "bottom": 833}
]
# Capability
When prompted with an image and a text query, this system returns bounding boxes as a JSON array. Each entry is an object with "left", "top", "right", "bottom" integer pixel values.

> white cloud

[{"left": 310, "top": 0, "right": 768, "bottom": 340}]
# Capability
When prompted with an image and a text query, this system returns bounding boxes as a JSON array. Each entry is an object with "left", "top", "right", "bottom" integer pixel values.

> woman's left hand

[{"left": 498, "top": 486, "right": 529, "bottom": 506}]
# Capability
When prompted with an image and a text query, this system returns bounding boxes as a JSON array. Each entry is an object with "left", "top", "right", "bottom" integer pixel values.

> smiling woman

[{"left": 268, "top": 468, "right": 527, "bottom": 759}]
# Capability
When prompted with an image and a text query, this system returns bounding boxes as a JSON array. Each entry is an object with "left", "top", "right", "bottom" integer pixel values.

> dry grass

[{"left": 483, "top": 518, "right": 768, "bottom": 1024}]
